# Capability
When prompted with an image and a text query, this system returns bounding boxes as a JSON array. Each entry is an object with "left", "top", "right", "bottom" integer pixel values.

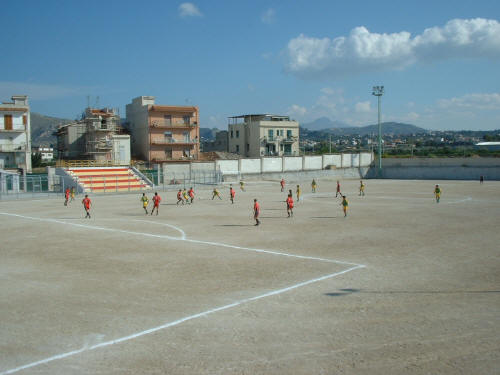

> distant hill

[
  {"left": 301, "top": 117, "right": 351, "bottom": 130},
  {"left": 300, "top": 122, "right": 428, "bottom": 139},
  {"left": 30, "top": 112, "right": 72, "bottom": 146}
]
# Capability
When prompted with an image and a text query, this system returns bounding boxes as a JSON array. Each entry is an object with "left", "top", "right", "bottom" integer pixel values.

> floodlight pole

[{"left": 372, "top": 86, "right": 384, "bottom": 175}]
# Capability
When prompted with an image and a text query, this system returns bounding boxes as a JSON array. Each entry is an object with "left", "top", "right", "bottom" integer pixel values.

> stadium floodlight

[{"left": 372, "top": 86, "right": 384, "bottom": 174}]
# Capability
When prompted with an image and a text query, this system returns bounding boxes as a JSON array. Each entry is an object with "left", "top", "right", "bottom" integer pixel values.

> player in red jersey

[
  {"left": 286, "top": 194, "right": 294, "bottom": 217},
  {"left": 64, "top": 188, "right": 70, "bottom": 206},
  {"left": 176, "top": 189, "right": 184, "bottom": 205},
  {"left": 336, "top": 180, "right": 341, "bottom": 197},
  {"left": 81, "top": 194, "right": 91, "bottom": 218},
  {"left": 188, "top": 187, "right": 195, "bottom": 204},
  {"left": 280, "top": 178, "right": 285, "bottom": 192},
  {"left": 253, "top": 199, "right": 261, "bottom": 226},
  {"left": 151, "top": 192, "right": 161, "bottom": 215},
  {"left": 229, "top": 185, "right": 235, "bottom": 204}
]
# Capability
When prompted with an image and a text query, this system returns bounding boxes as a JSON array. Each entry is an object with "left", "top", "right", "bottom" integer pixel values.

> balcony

[
  {"left": 0, "top": 127, "right": 25, "bottom": 133},
  {"left": 149, "top": 121, "right": 198, "bottom": 129},
  {"left": 262, "top": 136, "right": 298, "bottom": 144},
  {"left": 0, "top": 144, "right": 27, "bottom": 152},
  {"left": 150, "top": 138, "right": 198, "bottom": 146}
]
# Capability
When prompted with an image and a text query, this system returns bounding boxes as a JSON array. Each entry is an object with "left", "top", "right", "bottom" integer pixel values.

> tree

[{"left": 31, "top": 152, "right": 42, "bottom": 168}]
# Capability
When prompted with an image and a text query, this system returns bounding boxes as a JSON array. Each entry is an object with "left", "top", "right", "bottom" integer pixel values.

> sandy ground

[{"left": 0, "top": 178, "right": 499, "bottom": 374}]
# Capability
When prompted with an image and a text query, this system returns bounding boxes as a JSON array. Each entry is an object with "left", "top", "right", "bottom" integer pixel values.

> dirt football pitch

[{"left": 1, "top": 178, "right": 499, "bottom": 374}]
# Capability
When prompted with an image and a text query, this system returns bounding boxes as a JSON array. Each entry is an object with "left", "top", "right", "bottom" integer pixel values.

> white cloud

[
  {"left": 286, "top": 18, "right": 500, "bottom": 79},
  {"left": 178, "top": 3, "right": 203, "bottom": 17},
  {"left": 287, "top": 104, "right": 307, "bottom": 118},
  {"left": 355, "top": 101, "right": 371, "bottom": 113},
  {"left": 0, "top": 81, "right": 84, "bottom": 100},
  {"left": 261, "top": 8, "right": 275, "bottom": 24},
  {"left": 437, "top": 93, "right": 500, "bottom": 111}
]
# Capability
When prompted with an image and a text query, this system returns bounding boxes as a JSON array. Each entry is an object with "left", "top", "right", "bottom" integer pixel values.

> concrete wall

[
  {"left": 283, "top": 156, "right": 302, "bottom": 171},
  {"left": 191, "top": 162, "right": 215, "bottom": 173},
  {"left": 216, "top": 159, "right": 238, "bottom": 175},
  {"left": 163, "top": 163, "right": 191, "bottom": 178},
  {"left": 262, "top": 157, "right": 282, "bottom": 173},
  {"left": 360, "top": 152, "right": 372, "bottom": 166},
  {"left": 240, "top": 158, "right": 261, "bottom": 174},
  {"left": 341, "top": 154, "right": 352, "bottom": 168},
  {"left": 322, "top": 154, "right": 341, "bottom": 169},
  {"left": 366, "top": 158, "right": 500, "bottom": 180},
  {"left": 303, "top": 155, "right": 322, "bottom": 170},
  {"left": 351, "top": 153, "right": 360, "bottom": 168}
]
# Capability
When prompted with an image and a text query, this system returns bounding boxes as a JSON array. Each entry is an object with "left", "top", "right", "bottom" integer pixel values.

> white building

[
  {"left": 0, "top": 95, "right": 31, "bottom": 172},
  {"left": 227, "top": 114, "right": 299, "bottom": 157},
  {"left": 33, "top": 146, "right": 54, "bottom": 162}
]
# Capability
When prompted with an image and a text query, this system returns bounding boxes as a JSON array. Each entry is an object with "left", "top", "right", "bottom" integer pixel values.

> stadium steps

[{"left": 65, "top": 167, "right": 153, "bottom": 193}]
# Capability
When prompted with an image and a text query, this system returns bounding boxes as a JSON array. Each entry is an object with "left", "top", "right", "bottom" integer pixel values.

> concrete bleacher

[{"left": 66, "top": 167, "right": 152, "bottom": 193}]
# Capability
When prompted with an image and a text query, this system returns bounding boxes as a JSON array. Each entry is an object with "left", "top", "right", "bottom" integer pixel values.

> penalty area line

[{"left": 0, "top": 265, "right": 363, "bottom": 375}]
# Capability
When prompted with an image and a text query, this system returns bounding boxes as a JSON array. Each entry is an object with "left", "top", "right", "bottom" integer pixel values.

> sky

[{"left": 1, "top": 0, "right": 500, "bottom": 130}]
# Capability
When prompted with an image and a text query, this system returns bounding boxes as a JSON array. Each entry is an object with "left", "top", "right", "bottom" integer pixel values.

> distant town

[{"left": 1, "top": 94, "right": 499, "bottom": 174}]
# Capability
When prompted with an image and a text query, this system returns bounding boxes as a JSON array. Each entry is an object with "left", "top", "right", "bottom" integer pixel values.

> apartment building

[
  {"left": 227, "top": 114, "right": 299, "bottom": 157},
  {"left": 32, "top": 146, "right": 54, "bottom": 161},
  {"left": 56, "top": 107, "right": 130, "bottom": 165},
  {"left": 0, "top": 95, "right": 32, "bottom": 172},
  {"left": 126, "top": 96, "right": 200, "bottom": 163}
]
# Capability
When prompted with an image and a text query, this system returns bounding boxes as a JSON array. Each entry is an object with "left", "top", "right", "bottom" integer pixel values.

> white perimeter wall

[
  {"left": 262, "top": 157, "right": 282, "bottom": 172},
  {"left": 240, "top": 158, "right": 261, "bottom": 174},
  {"left": 283, "top": 156, "right": 302, "bottom": 171},
  {"left": 216, "top": 160, "right": 238, "bottom": 175},
  {"left": 303, "top": 156, "right": 322, "bottom": 170},
  {"left": 159, "top": 152, "right": 373, "bottom": 178}
]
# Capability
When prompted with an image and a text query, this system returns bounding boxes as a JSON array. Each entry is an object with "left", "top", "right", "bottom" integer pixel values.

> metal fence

[{"left": 0, "top": 170, "right": 223, "bottom": 200}]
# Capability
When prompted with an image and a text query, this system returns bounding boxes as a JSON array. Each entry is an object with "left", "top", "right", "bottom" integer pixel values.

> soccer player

[
  {"left": 188, "top": 187, "right": 195, "bottom": 203},
  {"left": 82, "top": 194, "right": 91, "bottom": 218},
  {"left": 434, "top": 185, "right": 441, "bottom": 203},
  {"left": 341, "top": 195, "right": 348, "bottom": 217},
  {"left": 177, "top": 189, "right": 184, "bottom": 205},
  {"left": 64, "top": 187, "right": 70, "bottom": 206},
  {"left": 212, "top": 188, "right": 222, "bottom": 200},
  {"left": 286, "top": 194, "right": 294, "bottom": 217},
  {"left": 151, "top": 192, "right": 161, "bottom": 215},
  {"left": 253, "top": 198, "right": 261, "bottom": 226},
  {"left": 239, "top": 180, "right": 245, "bottom": 191},
  {"left": 70, "top": 187, "right": 75, "bottom": 202},
  {"left": 480, "top": 175, "right": 484, "bottom": 184},
  {"left": 336, "top": 180, "right": 341, "bottom": 197},
  {"left": 140, "top": 193, "right": 149, "bottom": 214},
  {"left": 182, "top": 188, "right": 189, "bottom": 204},
  {"left": 359, "top": 180, "right": 365, "bottom": 196},
  {"left": 311, "top": 179, "right": 317, "bottom": 193},
  {"left": 229, "top": 185, "right": 235, "bottom": 204},
  {"left": 280, "top": 178, "right": 285, "bottom": 192},
  {"left": 296, "top": 185, "right": 301, "bottom": 202}
]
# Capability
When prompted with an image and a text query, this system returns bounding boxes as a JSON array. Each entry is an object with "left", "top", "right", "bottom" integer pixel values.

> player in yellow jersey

[
  {"left": 341, "top": 195, "right": 349, "bottom": 217},
  {"left": 359, "top": 180, "right": 365, "bottom": 196},
  {"left": 296, "top": 185, "right": 301, "bottom": 202},
  {"left": 140, "top": 193, "right": 149, "bottom": 214},
  {"left": 311, "top": 179, "right": 317, "bottom": 193},
  {"left": 434, "top": 184, "right": 441, "bottom": 203}
]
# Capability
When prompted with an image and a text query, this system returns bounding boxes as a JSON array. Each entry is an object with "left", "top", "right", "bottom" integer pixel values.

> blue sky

[{"left": 1, "top": 0, "right": 499, "bottom": 130}]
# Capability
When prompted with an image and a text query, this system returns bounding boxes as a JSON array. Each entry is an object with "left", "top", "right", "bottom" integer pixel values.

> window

[
  {"left": 236, "top": 145, "right": 239, "bottom": 153},
  {"left": 4, "top": 115, "right": 13, "bottom": 130},
  {"left": 164, "top": 115, "right": 171, "bottom": 125},
  {"left": 230, "top": 130, "right": 234, "bottom": 138},
  {"left": 183, "top": 115, "right": 191, "bottom": 125},
  {"left": 246, "top": 143, "right": 249, "bottom": 152},
  {"left": 236, "top": 130, "right": 239, "bottom": 138},
  {"left": 268, "top": 129, "right": 274, "bottom": 140},
  {"left": 183, "top": 131, "right": 190, "bottom": 142},
  {"left": 287, "top": 130, "right": 292, "bottom": 138}
]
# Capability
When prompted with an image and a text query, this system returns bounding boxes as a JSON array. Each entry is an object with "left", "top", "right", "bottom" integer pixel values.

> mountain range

[{"left": 29, "top": 113, "right": 428, "bottom": 146}]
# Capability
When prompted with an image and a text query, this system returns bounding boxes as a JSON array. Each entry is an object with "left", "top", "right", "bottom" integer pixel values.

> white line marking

[
  {"left": 0, "top": 266, "right": 363, "bottom": 375},
  {"left": 0, "top": 211, "right": 365, "bottom": 374},
  {"left": 0, "top": 213, "right": 359, "bottom": 266}
]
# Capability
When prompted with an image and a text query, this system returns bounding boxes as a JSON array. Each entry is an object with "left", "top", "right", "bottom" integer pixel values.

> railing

[
  {"left": 262, "top": 136, "right": 297, "bottom": 144},
  {"left": 149, "top": 122, "right": 197, "bottom": 129},
  {"left": 150, "top": 139, "right": 198, "bottom": 145},
  {"left": 56, "top": 160, "right": 121, "bottom": 168},
  {"left": 0, "top": 144, "right": 27, "bottom": 152}
]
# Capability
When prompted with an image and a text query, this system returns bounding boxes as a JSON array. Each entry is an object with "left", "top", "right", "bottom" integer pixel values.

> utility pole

[
  {"left": 372, "top": 86, "right": 384, "bottom": 175},
  {"left": 329, "top": 135, "right": 332, "bottom": 153}
]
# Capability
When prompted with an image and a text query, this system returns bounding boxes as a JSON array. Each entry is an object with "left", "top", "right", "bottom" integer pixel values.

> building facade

[
  {"left": 126, "top": 96, "right": 200, "bottom": 163},
  {"left": 227, "top": 114, "right": 299, "bottom": 157},
  {"left": 56, "top": 107, "right": 130, "bottom": 165},
  {"left": 202, "top": 130, "right": 228, "bottom": 152},
  {"left": 32, "top": 146, "right": 54, "bottom": 162},
  {"left": 0, "top": 95, "right": 32, "bottom": 172}
]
